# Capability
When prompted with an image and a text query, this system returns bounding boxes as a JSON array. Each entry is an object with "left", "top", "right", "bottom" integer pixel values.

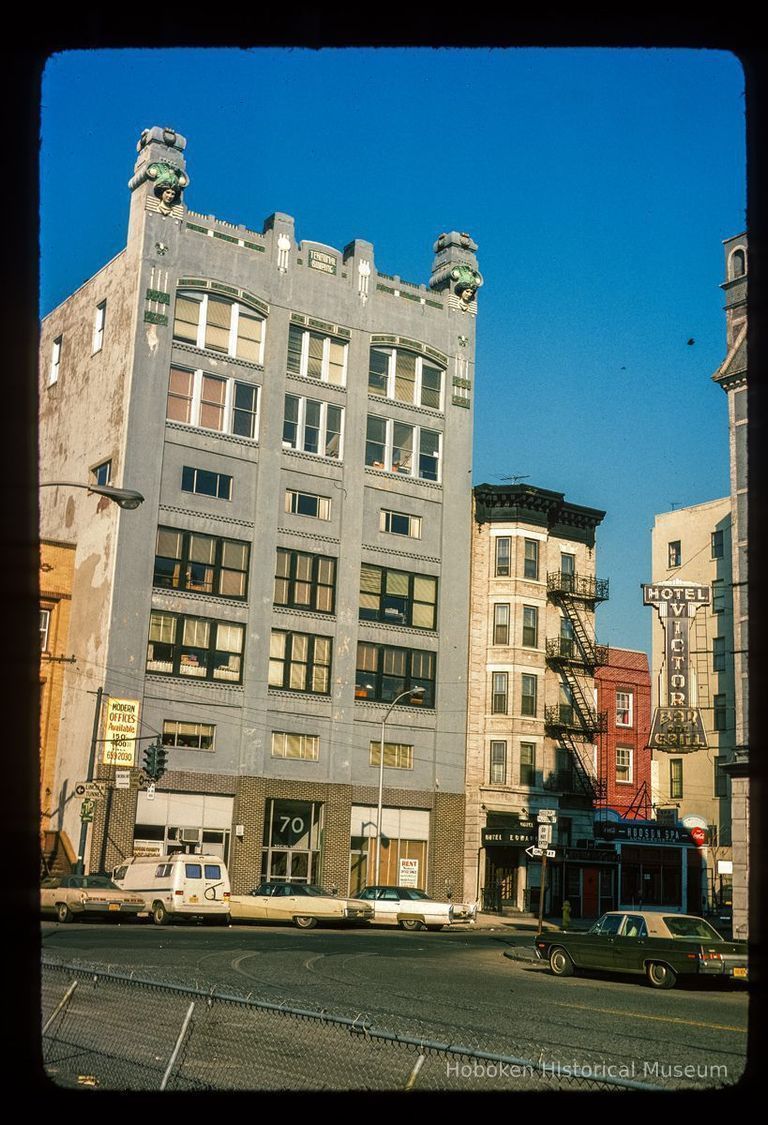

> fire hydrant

[{"left": 562, "top": 900, "right": 571, "bottom": 930}]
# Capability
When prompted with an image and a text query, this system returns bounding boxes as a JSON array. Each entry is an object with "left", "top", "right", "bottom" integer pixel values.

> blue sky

[{"left": 40, "top": 47, "right": 746, "bottom": 653}]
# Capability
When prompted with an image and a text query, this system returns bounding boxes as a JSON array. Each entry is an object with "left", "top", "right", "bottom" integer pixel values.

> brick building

[
  {"left": 39, "top": 125, "right": 481, "bottom": 898},
  {"left": 595, "top": 648, "right": 652, "bottom": 820}
]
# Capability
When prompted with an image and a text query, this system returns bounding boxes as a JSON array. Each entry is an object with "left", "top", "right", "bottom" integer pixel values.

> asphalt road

[{"left": 40, "top": 920, "right": 749, "bottom": 1091}]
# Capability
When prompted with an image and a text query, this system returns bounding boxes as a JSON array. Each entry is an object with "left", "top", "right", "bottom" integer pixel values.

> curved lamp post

[
  {"left": 374, "top": 686, "right": 425, "bottom": 885},
  {"left": 40, "top": 481, "right": 145, "bottom": 510},
  {"left": 40, "top": 480, "right": 144, "bottom": 873}
]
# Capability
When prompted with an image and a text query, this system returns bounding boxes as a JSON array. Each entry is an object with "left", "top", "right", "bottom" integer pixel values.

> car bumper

[{"left": 698, "top": 960, "right": 748, "bottom": 980}]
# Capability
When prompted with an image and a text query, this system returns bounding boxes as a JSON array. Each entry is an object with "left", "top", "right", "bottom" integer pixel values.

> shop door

[
  {"left": 687, "top": 849, "right": 704, "bottom": 914},
  {"left": 582, "top": 867, "right": 599, "bottom": 917}
]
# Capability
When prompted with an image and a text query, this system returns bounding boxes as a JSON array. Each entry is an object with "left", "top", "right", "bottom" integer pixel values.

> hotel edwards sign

[{"left": 643, "top": 581, "right": 709, "bottom": 753}]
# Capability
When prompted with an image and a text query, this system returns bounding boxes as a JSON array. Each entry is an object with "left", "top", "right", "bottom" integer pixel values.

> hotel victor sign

[{"left": 643, "top": 582, "right": 709, "bottom": 753}]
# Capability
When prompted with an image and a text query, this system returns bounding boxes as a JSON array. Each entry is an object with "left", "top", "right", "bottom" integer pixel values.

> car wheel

[
  {"left": 646, "top": 961, "right": 677, "bottom": 990},
  {"left": 152, "top": 902, "right": 170, "bottom": 926},
  {"left": 549, "top": 947, "right": 575, "bottom": 977},
  {"left": 56, "top": 902, "right": 73, "bottom": 924},
  {"left": 400, "top": 918, "right": 425, "bottom": 931},
  {"left": 293, "top": 915, "right": 318, "bottom": 929}
]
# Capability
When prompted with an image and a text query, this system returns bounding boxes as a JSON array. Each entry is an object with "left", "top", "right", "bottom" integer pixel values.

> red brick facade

[{"left": 595, "top": 649, "right": 652, "bottom": 817}]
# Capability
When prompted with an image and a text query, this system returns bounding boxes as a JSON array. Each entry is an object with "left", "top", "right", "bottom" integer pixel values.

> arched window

[
  {"left": 729, "top": 247, "right": 746, "bottom": 280},
  {"left": 173, "top": 290, "right": 265, "bottom": 363}
]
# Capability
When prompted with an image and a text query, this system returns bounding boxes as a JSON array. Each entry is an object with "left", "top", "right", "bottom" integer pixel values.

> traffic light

[
  {"left": 154, "top": 744, "right": 168, "bottom": 781},
  {"left": 143, "top": 742, "right": 158, "bottom": 779}
]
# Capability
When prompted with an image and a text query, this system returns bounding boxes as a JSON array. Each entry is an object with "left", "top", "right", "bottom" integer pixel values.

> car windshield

[
  {"left": 663, "top": 916, "right": 723, "bottom": 940},
  {"left": 588, "top": 914, "right": 623, "bottom": 935}
]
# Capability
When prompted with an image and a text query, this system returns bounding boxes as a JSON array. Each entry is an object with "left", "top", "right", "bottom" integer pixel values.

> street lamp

[
  {"left": 375, "top": 686, "right": 425, "bottom": 885},
  {"left": 40, "top": 481, "right": 145, "bottom": 510}
]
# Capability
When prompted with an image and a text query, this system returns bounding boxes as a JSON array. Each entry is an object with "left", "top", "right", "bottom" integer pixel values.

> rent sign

[{"left": 103, "top": 698, "right": 140, "bottom": 767}]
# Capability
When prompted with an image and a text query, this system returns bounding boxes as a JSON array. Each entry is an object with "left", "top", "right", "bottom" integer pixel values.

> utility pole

[
  {"left": 77, "top": 686, "right": 103, "bottom": 875},
  {"left": 537, "top": 851, "right": 548, "bottom": 936}
]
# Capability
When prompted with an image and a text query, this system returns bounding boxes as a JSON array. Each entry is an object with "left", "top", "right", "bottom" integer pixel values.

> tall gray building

[
  {"left": 712, "top": 233, "right": 749, "bottom": 939},
  {"left": 39, "top": 125, "right": 481, "bottom": 899}
]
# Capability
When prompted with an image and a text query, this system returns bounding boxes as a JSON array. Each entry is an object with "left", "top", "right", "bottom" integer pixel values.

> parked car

[
  {"left": 112, "top": 854, "right": 231, "bottom": 925},
  {"left": 534, "top": 910, "right": 748, "bottom": 989},
  {"left": 228, "top": 883, "right": 374, "bottom": 929},
  {"left": 356, "top": 886, "right": 477, "bottom": 931},
  {"left": 41, "top": 874, "right": 147, "bottom": 923}
]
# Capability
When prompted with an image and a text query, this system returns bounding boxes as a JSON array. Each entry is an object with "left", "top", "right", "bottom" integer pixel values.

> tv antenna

[{"left": 501, "top": 475, "right": 530, "bottom": 484}]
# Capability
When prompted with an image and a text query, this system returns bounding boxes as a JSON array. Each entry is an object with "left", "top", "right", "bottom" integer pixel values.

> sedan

[
  {"left": 534, "top": 910, "right": 748, "bottom": 989},
  {"left": 41, "top": 874, "right": 147, "bottom": 923},
  {"left": 356, "top": 886, "right": 477, "bottom": 931},
  {"left": 228, "top": 883, "right": 374, "bottom": 929}
]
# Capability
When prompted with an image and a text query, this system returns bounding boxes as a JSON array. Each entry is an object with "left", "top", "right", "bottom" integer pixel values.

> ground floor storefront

[{"left": 85, "top": 770, "right": 466, "bottom": 899}]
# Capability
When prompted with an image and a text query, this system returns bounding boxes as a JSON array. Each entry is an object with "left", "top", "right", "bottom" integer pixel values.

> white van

[{"left": 112, "top": 854, "right": 231, "bottom": 925}]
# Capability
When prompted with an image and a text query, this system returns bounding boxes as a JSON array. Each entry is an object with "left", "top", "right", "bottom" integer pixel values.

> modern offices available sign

[
  {"left": 643, "top": 582, "right": 709, "bottom": 752},
  {"left": 103, "top": 698, "right": 140, "bottom": 766}
]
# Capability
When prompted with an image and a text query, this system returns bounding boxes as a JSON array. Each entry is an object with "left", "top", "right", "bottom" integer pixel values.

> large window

[
  {"left": 283, "top": 394, "right": 343, "bottom": 458},
  {"left": 359, "top": 564, "right": 437, "bottom": 629},
  {"left": 369, "top": 741, "right": 414, "bottom": 770},
  {"left": 495, "top": 537, "right": 511, "bottom": 577},
  {"left": 615, "top": 691, "right": 633, "bottom": 728},
  {"left": 162, "top": 721, "right": 215, "bottom": 750},
  {"left": 668, "top": 540, "right": 681, "bottom": 568},
  {"left": 167, "top": 367, "right": 259, "bottom": 439},
  {"left": 173, "top": 291, "right": 264, "bottom": 363},
  {"left": 365, "top": 415, "right": 441, "bottom": 482},
  {"left": 491, "top": 672, "right": 508, "bottom": 714},
  {"left": 269, "top": 631, "right": 332, "bottom": 694},
  {"left": 154, "top": 528, "right": 250, "bottom": 599},
  {"left": 288, "top": 324, "right": 347, "bottom": 385},
  {"left": 284, "top": 489, "right": 331, "bottom": 521},
  {"left": 616, "top": 746, "right": 633, "bottom": 783},
  {"left": 368, "top": 346, "right": 443, "bottom": 409},
  {"left": 489, "top": 741, "right": 507, "bottom": 785},
  {"left": 520, "top": 743, "right": 536, "bottom": 786},
  {"left": 356, "top": 642, "right": 435, "bottom": 707},
  {"left": 670, "top": 758, "right": 683, "bottom": 799},
  {"left": 380, "top": 509, "right": 422, "bottom": 539},
  {"left": 493, "top": 604, "right": 510, "bottom": 645},
  {"left": 271, "top": 732, "right": 320, "bottom": 762},
  {"left": 49, "top": 336, "right": 62, "bottom": 386},
  {"left": 181, "top": 466, "right": 232, "bottom": 501},
  {"left": 523, "top": 539, "right": 539, "bottom": 580},
  {"left": 147, "top": 612, "right": 244, "bottom": 683},
  {"left": 714, "top": 694, "right": 727, "bottom": 731},
  {"left": 522, "top": 605, "right": 538, "bottom": 648},
  {"left": 275, "top": 549, "right": 336, "bottom": 614},
  {"left": 40, "top": 608, "right": 51, "bottom": 652},
  {"left": 521, "top": 673, "right": 538, "bottom": 716},
  {"left": 92, "top": 300, "right": 106, "bottom": 354}
]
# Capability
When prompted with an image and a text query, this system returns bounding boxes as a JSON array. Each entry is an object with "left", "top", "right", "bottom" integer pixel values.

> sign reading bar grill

[
  {"left": 643, "top": 581, "right": 709, "bottom": 753},
  {"left": 648, "top": 707, "right": 707, "bottom": 751}
]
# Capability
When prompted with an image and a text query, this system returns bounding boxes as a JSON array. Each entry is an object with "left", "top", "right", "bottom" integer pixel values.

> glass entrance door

[{"left": 261, "top": 799, "right": 323, "bottom": 884}]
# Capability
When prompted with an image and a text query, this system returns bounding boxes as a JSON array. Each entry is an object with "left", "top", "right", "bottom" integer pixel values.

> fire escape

[{"left": 545, "top": 569, "right": 610, "bottom": 802}]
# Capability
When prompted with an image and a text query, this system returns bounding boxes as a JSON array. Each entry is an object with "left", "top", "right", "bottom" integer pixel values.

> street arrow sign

[
  {"left": 83, "top": 782, "right": 106, "bottom": 800},
  {"left": 525, "top": 845, "right": 544, "bottom": 857}
]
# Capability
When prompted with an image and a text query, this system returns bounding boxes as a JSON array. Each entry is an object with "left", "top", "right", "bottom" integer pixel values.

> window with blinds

[{"left": 359, "top": 564, "right": 437, "bottom": 629}]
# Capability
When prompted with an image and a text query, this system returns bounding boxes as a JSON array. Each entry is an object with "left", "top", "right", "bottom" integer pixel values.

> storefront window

[
  {"left": 620, "top": 845, "right": 682, "bottom": 907},
  {"left": 261, "top": 798, "right": 323, "bottom": 884}
]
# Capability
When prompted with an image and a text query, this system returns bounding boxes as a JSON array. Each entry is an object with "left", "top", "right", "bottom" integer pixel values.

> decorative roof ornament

[
  {"left": 450, "top": 263, "right": 483, "bottom": 309},
  {"left": 146, "top": 162, "right": 190, "bottom": 214}
]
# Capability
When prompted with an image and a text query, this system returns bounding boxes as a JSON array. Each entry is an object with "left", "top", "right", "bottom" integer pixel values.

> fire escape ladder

[
  {"left": 561, "top": 663, "right": 600, "bottom": 733},
  {"left": 692, "top": 611, "right": 711, "bottom": 712},
  {"left": 558, "top": 730, "right": 602, "bottom": 801},
  {"left": 559, "top": 595, "right": 599, "bottom": 669}
]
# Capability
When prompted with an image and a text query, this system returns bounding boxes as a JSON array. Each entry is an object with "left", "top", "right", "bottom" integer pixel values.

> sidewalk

[{"left": 468, "top": 912, "right": 594, "bottom": 963}]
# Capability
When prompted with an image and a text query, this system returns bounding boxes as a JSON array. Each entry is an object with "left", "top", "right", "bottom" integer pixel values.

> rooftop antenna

[{"left": 501, "top": 474, "right": 530, "bottom": 484}]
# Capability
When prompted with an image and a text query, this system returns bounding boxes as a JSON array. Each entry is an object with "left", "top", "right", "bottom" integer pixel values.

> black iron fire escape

[{"left": 545, "top": 570, "right": 609, "bottom": 802}]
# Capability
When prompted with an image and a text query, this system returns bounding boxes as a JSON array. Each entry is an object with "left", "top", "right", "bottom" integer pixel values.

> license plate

[
  {"left": 108, "top": 904, "right": 120, "bottom": 911},
  {"left": 733, "top": 967, "right": 747, "bottom": 979}
]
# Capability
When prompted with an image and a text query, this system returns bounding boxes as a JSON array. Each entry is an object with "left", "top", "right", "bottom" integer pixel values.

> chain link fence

[{"left": 42, "top": 958, "right": 664, "bottom": 1093}]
